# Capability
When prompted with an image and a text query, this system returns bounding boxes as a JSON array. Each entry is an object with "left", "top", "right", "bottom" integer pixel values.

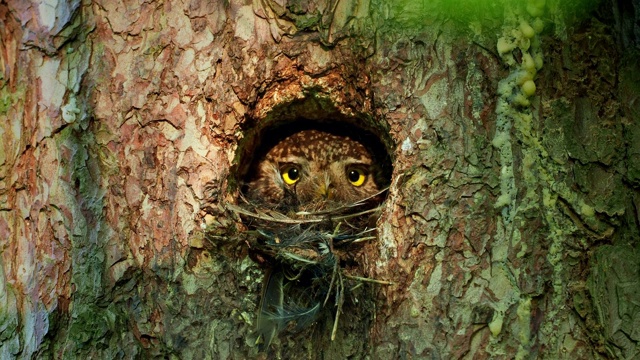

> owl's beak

[{"left": 317, "top": 183, "right": 334, "bottom": 200}]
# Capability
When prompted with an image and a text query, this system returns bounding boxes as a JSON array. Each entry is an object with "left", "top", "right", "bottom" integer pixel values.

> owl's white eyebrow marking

[
  {"left": 341, "top": 158, "right": 372, "bottom": 166},
  {"left": 277, "top": 155, "right": 308, "bottom": 164}
]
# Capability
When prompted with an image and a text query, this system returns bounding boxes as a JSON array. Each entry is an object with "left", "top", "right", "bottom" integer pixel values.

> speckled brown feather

[{"left": 247, "top": 130, "right": 382, "bottom": 209}]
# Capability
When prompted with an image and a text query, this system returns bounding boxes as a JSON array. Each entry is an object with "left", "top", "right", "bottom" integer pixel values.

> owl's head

[{"left": 246, "top": 129, "right": 386, "bottom": 210}]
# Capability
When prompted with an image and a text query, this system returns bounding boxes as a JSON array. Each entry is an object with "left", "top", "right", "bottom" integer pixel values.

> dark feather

[
  {"left": 255, "top": 267, "right": 284, "bottom": 349},
  {"left": 255, "top": 266, "right": 324, "bottom": 350}
]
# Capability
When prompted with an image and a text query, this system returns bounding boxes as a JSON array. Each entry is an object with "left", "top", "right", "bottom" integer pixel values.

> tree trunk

[{"left": 1, "top": 0, "right": 639, "bottom": 358}]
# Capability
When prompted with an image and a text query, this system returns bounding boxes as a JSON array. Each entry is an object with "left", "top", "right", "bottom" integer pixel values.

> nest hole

[
  {"left": 229, "top": 95, "right": 394, "bottom": 353},
  {"left": 233, "top": 97, "right": 394, "bottom": 197}
]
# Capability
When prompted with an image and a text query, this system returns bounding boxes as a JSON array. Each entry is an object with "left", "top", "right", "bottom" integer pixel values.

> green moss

[
  {"left": 68, "top": 306, "right": 116, "bottom": 347},
  {"left": 291, "top": 14, "right": 321, "bottom": 31},
  {"left": 618, "top": 56, "right": 640, "bottom": 186},
  {"left": 587, "top": 245, "right": 640, "bottom": 358},
  {"left": 52, "top": 120, "right": 122, "bottom": 355},
  {"left": 0, "top": 92, "right": 11, "bottom": 115},
  {"left": 0, "top": 284, "right": 19, "bottom": 344},
  {"left": 387, "top": 0, "right": 601, "bottom": 34},
  {"left": 0, "top": 84, "right": 25, "bottom": 115}
]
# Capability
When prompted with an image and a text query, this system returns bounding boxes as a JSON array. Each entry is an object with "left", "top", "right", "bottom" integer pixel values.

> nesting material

[{"left": 228, "top": 188, "right": 391, "bottom": 349}]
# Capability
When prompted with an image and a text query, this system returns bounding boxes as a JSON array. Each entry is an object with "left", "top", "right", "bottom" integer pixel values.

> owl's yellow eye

[
  {"left": 347, "top": 168, "right": 366, "bottom": 187},
  {"left": 281, "top": 165, "right": 301, "bottom": 185}
]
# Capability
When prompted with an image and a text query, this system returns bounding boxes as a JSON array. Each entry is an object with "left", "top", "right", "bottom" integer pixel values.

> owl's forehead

[{"left": 266, "top": 129, "right": 371, "bottom": 163}]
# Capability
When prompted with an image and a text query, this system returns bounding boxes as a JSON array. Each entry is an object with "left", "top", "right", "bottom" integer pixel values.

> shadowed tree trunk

[{"left": 1, "top": 0, "right": 639, "bottom": 358}]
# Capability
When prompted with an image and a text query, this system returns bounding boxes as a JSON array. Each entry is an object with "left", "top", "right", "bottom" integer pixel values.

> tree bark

[{"left": 1, "top": 0, "right": 639, "bottom": 358}]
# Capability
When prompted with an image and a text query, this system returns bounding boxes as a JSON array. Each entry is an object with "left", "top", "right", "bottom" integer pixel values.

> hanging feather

[
  {"left": 254, "top": 267, "right": 284, "bottom": 349},
  {"left": 254, "top": 265, "right": 326, "bottom": 350}
]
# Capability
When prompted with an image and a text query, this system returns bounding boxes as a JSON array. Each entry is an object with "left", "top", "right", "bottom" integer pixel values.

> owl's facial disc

[
  {"left": 278, "top": 160, "right": 370, "bottom": 197},
  {"left": 248, "top": 129, "right": 386, "bottom": 207}
]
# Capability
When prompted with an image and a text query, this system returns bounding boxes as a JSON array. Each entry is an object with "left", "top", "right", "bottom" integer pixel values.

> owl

[
  {"left": 246, "top": 129, "right": 384, "bottom": 210},
  {"left": 245, "top": 129, "right": 388, "bottom": 349}
]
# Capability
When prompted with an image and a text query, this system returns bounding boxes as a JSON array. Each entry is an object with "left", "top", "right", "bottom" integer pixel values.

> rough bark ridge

[{"left": 1, "top": 0, "right": 639, "bottom": 358}]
